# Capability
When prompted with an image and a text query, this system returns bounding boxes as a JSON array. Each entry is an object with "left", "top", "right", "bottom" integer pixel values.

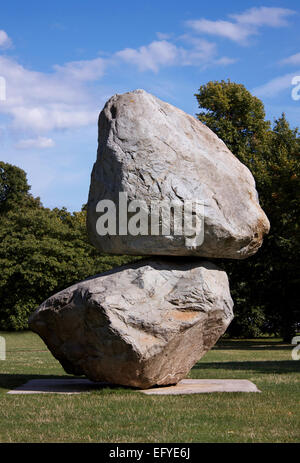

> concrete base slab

[
  {"left": 140, "top": 379, "right": 261, "bottom": 394},
  {"left": 7, "top": 378, "right": 260, "bottom": 395}
]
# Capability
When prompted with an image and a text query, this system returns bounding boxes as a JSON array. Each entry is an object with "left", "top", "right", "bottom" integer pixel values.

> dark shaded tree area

[
  {"left": 195, "top": 80, "right": 300, "bottom": 340},
  {"left": 0, "top": 162, "right": 137, "bottom": 330}
]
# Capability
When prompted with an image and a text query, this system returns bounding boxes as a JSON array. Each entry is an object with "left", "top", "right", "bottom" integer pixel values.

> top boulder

[{"left": 87, "top": 89, "right": 269, "bottom": 259}]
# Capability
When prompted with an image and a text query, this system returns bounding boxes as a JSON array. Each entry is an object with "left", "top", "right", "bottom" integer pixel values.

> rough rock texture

[
  {"left": 28, "top": 258, "right": 233, "bottom": 389},
  {"left": 87, "top": 89, "right": 270, "bottom": 259}
]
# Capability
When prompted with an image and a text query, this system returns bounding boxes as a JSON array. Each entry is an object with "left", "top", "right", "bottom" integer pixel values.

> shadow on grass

[
  {"left": 194, "top": 360, "right": 300, "bottom": 374},
  {"left": 215, "top": 340, "right": 293, "bottom": 351}
]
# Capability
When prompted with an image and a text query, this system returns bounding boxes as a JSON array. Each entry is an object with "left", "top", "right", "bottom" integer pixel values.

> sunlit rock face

[
  {"left": 29, "top": 258, "right": 233, "bottom": 389},
  {"left": 87, "top": 89, "right": 270, "bottom": 259}
]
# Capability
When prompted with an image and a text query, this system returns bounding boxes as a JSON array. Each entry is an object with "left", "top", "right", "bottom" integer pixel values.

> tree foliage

[
  {"left": 0, "top": 163, "right": 137, "bottom": 330},
  {"left": 196, "top": 80, "right": 271, "bottom": 166},
  {"left": 0, "top": 161, "right": 40, "bottom": 213},
  {"left": 195, "top": 80, "right": 300, "bottom": 339}
]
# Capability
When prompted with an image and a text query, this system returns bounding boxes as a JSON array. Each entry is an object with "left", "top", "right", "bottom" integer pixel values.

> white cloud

[
  {"left": 186, "top": 7, "right": 296, "bottom": 44},
  {"left": 10, "top": 105, "right": 98, "bottom": 131},
  {"left": 178, "top": 36, "right": 216, "bottom": 62},
  {"left": 0, "top": 55, "right": 101, "bottom": 132},
  {"left": 280, "top": 52, "right": 300, "bottom": 66},
  {"left": 15, "top": 136, "right": 55, "bottom": 150},
  {"left": 53, "top": 57, "right": 106, "bottom": 81},
  {"left": 115, "top": 38, "right": 228, "bottom": 71},
  {"left": 0, "top": 31, "right": 235, "bottom": 136},
  {"left": 115, "top": 40, "right": 180, "bottom": 72},
  {"left": 252, "top": 71, "right": 300, "bottom": 98},
  {"left": 186, "top": 19, "right": 254, "bottom": 43},
  {"left": 214, "top": 56, "right": 237, "bottom": 66},
  {"left": 156, "top": 32, "right": 172, "bottom": 40},
  {"left": 0, "top": 30, "right": 12, "bottom": 49},
  {"left": 230, "top": 7, "right": 295, "bottom": 27}
]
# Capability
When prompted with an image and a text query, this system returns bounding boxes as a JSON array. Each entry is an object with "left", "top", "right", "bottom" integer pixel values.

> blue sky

[{"left": 0, "top": 0, "right": 299, "bottom": 211}]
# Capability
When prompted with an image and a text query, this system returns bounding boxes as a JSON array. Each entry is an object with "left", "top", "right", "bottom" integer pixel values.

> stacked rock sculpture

[{"left": 29, "top": 90, "right": 270, "bottom": 388}]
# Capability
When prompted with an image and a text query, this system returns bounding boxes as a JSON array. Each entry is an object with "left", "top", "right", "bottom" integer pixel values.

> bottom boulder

[{"left": 29, "top": 258, "right": 234, "bottom": 389}]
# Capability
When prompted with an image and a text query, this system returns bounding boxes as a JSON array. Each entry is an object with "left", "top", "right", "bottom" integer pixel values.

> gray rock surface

[
  {"left": 28, "top": 258, "right": 233, "bottom": 389},
  {"left": 87, "top": 89, "right": 270, "bottom": 259}
]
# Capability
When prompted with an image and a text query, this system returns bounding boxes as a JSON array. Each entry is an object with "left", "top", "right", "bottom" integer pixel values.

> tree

[
  {"left": 0, "top": 164, "right": 137, "bottom": 330},
  {"left": 260, "top": 114, "right": 300, "bottom": 340},
  {"left": 0, "top": 161, "right": 40, "bottom": 213},
  {"left": 195, "top": 81, "right": 300, "bottom": 339},
  {"left": 195, "top": 79, "right": 271, "bottom": 168}
]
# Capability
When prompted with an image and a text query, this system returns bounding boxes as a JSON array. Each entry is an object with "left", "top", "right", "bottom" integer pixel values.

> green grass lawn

[{"left": 0, "top": 331, "right": 299, "bottom": 443}]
